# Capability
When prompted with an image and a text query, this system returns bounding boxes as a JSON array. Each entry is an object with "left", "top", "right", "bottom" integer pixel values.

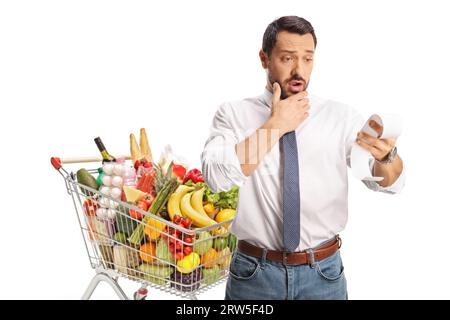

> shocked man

[{"left": 201, "top": 16, "right": 405, "bottom": 300}]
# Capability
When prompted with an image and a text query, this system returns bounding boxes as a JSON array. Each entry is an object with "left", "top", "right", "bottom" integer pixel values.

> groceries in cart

[{"left": 73, "top": 129, "right": 238, "bottom": 295}]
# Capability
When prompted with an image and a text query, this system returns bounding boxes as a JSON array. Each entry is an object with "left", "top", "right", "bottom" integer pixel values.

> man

[{"left": 201, "top": 16, "right": 405, "bottom": 300}]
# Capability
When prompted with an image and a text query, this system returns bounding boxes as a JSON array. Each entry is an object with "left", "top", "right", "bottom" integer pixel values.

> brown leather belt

[{"left": 237, "top": 236, "right": 341, "bottom": 266}]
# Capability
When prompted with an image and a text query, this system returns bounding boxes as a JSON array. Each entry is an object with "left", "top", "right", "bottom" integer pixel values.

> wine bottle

[{"left": 94, "top": 137, "right": 116, "bottom": 163}]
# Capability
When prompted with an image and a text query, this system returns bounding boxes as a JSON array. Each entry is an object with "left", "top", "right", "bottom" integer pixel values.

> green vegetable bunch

[{"left": 184, "top": 181, "right": 239, "bottom": 210}]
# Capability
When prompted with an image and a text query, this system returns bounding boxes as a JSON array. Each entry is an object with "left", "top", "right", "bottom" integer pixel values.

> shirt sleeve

[
  {"left": 201, "top": 102, "right": 249, "bottom": 193},
  {"left": 344, "top": 106, "right": 406, "bottom": 194}
]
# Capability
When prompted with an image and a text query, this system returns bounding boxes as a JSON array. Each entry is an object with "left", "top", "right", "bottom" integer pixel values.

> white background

[{"left": 1, "top": 0, "right": 449, "bottom": 299}]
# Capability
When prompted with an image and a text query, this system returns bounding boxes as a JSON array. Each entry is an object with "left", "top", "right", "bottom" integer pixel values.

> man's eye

[
  {"left": 282, "top": 56, "right": 292, "bottom": 62},
  {"left": 305, "top": 57, "right": 313, "bottom": 62}
]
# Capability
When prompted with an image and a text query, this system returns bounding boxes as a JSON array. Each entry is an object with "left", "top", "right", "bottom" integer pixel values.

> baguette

[
  {"left": 139, "top": 128, "right": 153, "bottom": 163},
  {"left": 130, "top": 133, "right": 141, "bottom": 162}
]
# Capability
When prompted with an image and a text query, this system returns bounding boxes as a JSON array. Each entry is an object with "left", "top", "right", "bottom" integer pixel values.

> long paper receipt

[{"left": 350, "top": 114, "right": 402, "bottom": 181}]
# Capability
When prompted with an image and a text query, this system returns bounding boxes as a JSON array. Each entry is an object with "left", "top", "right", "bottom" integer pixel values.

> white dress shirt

[{"left": 201, "top": 88, "right": 406, "bottom": 251}]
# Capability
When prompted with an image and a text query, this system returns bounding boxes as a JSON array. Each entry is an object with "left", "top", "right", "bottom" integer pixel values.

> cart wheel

[{"left": 134, "top": 288, "right": 148, "bottom": 300}]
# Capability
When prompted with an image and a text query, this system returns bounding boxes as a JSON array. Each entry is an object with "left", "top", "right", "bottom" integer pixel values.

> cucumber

[
  {"left": 139, "top": 263, "right": 173, "bottom": 278},
  {"left": 76, "top": 168, "right": 99, "bottom": 196}
]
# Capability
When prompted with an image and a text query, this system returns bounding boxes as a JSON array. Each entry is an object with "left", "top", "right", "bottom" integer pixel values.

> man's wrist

[
  {"left": 264, "top": 117, "right": 287, "bottom": 138},
  {"left": 376, "top": 146, "right": 398, "bottom": 165}
]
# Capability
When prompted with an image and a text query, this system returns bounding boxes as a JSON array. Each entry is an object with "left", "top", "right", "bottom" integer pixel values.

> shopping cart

[{"left": 51, "top": 156, "right": 236, "bottom": 300}]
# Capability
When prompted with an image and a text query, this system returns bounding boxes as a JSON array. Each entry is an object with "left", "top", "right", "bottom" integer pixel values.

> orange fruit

[
  {"left": 201, "top": 248, "right": 219, "bottom": 268},
  {"left": 215, "top": 209, "right": 236, "bottom": 223},
  {"left": 214, "top": 209, "right": 236, "bottom": 229},
  {"left": 139, "top": 242, "right": 157, "bottom": 263}
]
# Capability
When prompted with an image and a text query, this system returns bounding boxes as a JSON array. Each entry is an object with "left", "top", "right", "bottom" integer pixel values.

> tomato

[
  {"left": 129, "top": 201, "right": 148, "bottom": 220},
  {"left": 142, "top": 194, "right": 155, "bottom": 207},
  {"left": 175, "top": 252, "right": 185, "bottom": 261},
  {"left": 181, "top": 218, "right": 192, "bottom": 229},
  {"left": 183, "top": 246, "right": 192, "bottom": 255},
  {"left": 83, "top": 199, "right": 98, "bottom": 216},
  {"left": 173, "top": 215, "right": 182, "bottom": 224}
]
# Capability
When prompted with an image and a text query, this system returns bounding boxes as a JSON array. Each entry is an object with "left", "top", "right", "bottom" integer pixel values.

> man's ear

[{"left": 259, "top": 49, "right": 269, "bottom": 69}]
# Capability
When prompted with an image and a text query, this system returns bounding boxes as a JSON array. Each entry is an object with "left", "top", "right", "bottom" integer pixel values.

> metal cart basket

[{"left": 51, "top": 156, "right": 236, "bottom": 300}]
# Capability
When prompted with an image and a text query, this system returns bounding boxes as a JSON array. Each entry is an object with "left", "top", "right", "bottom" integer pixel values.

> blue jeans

[{"left": 224, "top": 242, "right": 348, "bottom": 300}]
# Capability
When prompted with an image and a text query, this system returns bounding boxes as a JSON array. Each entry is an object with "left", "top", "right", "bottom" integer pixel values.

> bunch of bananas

[{"left": 168, "top": 186, "right": 218, "bottom": 228}]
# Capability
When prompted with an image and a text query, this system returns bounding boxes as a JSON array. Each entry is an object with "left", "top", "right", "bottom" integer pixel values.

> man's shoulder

[{"left": 216, "top": 93, "right": 268, "bottom": 114}]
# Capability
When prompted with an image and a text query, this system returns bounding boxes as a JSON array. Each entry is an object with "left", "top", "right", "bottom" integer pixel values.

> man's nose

[{"left": 292, "top": 61, "right": 304, "bottom": 78}]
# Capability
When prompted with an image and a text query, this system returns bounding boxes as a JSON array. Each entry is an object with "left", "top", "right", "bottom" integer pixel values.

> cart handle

[{"left": 51, "top": 156, "right": 131, "bottom": 170}]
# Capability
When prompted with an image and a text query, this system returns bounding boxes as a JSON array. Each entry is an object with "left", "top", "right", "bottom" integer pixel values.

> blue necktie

[{"left": 281, "top": 131, "right": 301, "bottom": 252}]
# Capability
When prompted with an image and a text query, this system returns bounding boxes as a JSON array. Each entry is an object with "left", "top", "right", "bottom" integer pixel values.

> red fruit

[
  {"left": 134, "top": 160, "right": 141, "bottom": 170},
  {"left": 169, "top": 243, "right": 175, "bottom": 253},
  {"left": 183, "top": 246, "right": 192, "bottom": 255},
  {"left": 173, "top": 215, "right": 181, "bottom": 224},
  {"left": 175, "top": 241, "right": 182, "bottom": 251},
  {"left": 183, "top": 218, "right": 192, "bottom": 228},
  {"left": 187, "top": 169, "right": 201, "bottom": 176},
  {"left": 142, "top": 194, "right": 155, "bottom": 207},
  {"left": 185, "top": 237, "right": 193, "bottom": 244},
  {"left": 143, "top": 161, "right": 151, "bottom": 169},
  {"left": 175, "top": 229, "right": 182, "bottom": 236},
  {"left": 175, "top": 252, "right": 184, "bottom": 261}
]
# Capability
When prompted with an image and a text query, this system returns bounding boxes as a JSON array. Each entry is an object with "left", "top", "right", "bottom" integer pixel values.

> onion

[
  {"left": 113, "top": 164, "right": 124, "bottom": 176},
  {"left": 110, "top": 187, "right": 122, "bottom": 199},
  {"left": 96, "top": 208, "right": 108, "bottom": 219},
  {"left": 103, "top": 163, "right": 114, "bottom": 175},
  {"left": 109, "top": 199, "right": 119, "bottom": 209},
  {"left": 99, "top": 186, "right": 110, "bottom": 196},
  {"left": 106, "top": 209, "right": 116, "bottom": 219},
  {"left": 111, "top": 176, "right": 123, "bottom": 187},
  {"left": 101, "top": 175, "right": 112, "bottom": 187}
]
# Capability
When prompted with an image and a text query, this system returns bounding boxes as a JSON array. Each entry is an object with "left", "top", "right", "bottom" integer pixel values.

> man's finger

[
  {"left": 357, "top": 132, "right": 384, "bottom": 149},
  {"left": 356, "top": 138, "right": 380, "bottom": 157},
  {"left": 382, "top": 138, "right": 397, "bottom": 148},
  {"left": 272, "top": 82, "right": 281, "bottom": 105},
  {"left": 369, "top": 120, "right": 383, "bottom": 137}
]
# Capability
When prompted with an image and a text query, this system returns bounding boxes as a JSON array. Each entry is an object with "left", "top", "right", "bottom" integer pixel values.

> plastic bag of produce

[
  {"left": 158, "top": 144, "right": 189, "bottom": 176},
  {"left": 170, "top": 268, "right": 203, "bottom": 292}
]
